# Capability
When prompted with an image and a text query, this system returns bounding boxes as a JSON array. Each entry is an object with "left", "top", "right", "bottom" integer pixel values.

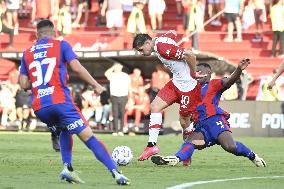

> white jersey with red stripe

[{"left": 153, "top": 31, "right": 197, "bottom": 92}]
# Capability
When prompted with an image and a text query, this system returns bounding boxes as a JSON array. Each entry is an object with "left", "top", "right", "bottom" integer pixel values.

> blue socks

[
  {"left": 175, "top": 142, "right": 195, "bottom": 161},
  {"left": 234, "top": 141, "right": 255, "bottom": 160},
  {"left": 85, "top": 136, "right": 117, "bottom": 172},
  {"left": 175, "top": 141, "right": 255, "bottom": 162},
  {"left": 59, "top": 130, "right": 73, "bottom": 165}
]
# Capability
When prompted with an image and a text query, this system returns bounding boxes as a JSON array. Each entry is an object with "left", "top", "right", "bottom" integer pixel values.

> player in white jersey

[{"left": 133, "top": 31, "right": 202, "bottom": 161}]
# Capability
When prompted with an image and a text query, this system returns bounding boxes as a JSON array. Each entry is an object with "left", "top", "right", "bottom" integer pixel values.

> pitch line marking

[{"left": 167, "top": 176, "right": 284, "bottom": 189}]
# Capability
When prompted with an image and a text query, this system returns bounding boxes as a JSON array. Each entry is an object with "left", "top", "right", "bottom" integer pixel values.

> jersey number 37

[{"left": 29, "top": 57, "right": 56, "bottom": 88}]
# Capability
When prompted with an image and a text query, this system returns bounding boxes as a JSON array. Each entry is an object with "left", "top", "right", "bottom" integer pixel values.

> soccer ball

[{"left": 112, "top": 146, "right": 133, "bottom": 166}]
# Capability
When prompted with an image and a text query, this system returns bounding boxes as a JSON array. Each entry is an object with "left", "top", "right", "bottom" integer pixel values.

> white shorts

[
  {"left": 106, "top": 9, "right": 123, "bottom": 28},
  {"left": 208, "top": 0, "right": 221, "bottom": 4},
  {"left": 157, "top": 80, "right": 201, "bottom": 117},
  {"left": 148, "top": 0, "right": 166, "bottom": 15}
]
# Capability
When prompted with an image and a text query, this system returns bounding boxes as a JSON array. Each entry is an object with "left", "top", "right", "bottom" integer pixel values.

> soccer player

[
  {"left": 268, "top": 60, "right": 284, "bottom": 90},
  {"left": 19, "top": 19, "right": 130, "bottom": 185},
  {"left": 151, "top": 58, "right": 267, "bottom": 167},
  {"left": 133, "top": 31, "right": 202, "bottom": 161}
]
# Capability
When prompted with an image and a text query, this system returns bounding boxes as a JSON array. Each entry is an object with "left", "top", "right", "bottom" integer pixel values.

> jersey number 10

[{"left": 29, "top": 57, "right": 57, "bottom": 88}]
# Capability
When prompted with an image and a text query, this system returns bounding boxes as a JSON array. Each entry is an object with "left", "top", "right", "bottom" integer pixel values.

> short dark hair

[
  {"left": 133, "top": 34, "right": 152, "bottom": 49},
  {"left": 273, "top": 0, "right": 280, "bottom": 5},
  {"left": 37, "top": 19, "right": 54, "bottom": 31},
  {"left": 197, "top": 63, "right": 212, "bottom": 70}
]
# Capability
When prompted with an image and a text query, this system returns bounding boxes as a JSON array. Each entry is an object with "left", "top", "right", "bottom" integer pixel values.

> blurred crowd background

[{"left": 0, "top": 0, "right": 284, "bottom": 134}]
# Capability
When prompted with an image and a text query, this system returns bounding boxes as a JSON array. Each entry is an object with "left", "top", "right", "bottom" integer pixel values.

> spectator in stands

[
  {"left": 68, "top": 84, "right": 83, "bottom": 110},
  {"left": 186, "top": 0, "right": 205, "bottom": 50},
  {"left": 148, "top": 0, "right": 166, "bottom": 31},
  {"left": 124, "top": 86, "right": 150, "bottom": 133},
  {"left": 270, "top": 0, "right": 284, "bottom": 58},
  {"left": 51, "top": 0, "right": 60, "bottom": 23},
  {"left": 242, "top": 3, "right": 255, "bottom": 30},
  {"left": 176, "top": 0, "right": 183, "bottom": 18},
  {"left": 57, "top": 2, "right": 72, "bottom": 37},
  {"left": 0, "top": 2, "right": 14, "bottom": 48},
  {"left": 101, "top": 0, "right": 123, "bottom": 34},
  {"left": 96, "top": 0, "right": 106, "bottom": 26},
  {"left": 257, "top": 69, "right": 283, "bottom": 101},
  {"left": 126, "top": 0, "right": 146, "bottom": 35},
  {"left": 34, "top": 0, "right": 51, "bottom": 21},
  {"left": 72, "top": 0, "right": 90, "bottom": 28},
  {"left": 81, "top": 85, "right": 106, "bottom": 128},
  {"left": 105, "top": 63, "right": 130, "bottom": 136},
  {"left": 5, "top": 0, "right": 19, "bottom": 35},
  {"left": 208, "top": 0, "right": 222, "bottom": 26},
  {"left": 15, "top": 88, "right": 31, "bottom": 131},
  {"left": 123, "top": 96, "right": 135, "bottom": 132},
  {"left": 0, "top": 81, "right": 16, "bottom": 128},
  {"left": 98, "top": 88, "right": 111, "bottom": 129},
  {"left": 129, "top": 67, "right": 144, "bottom": 97},
  {"left": 81, "top": 85, "right": 96, "bottom": 124},
  {"left": 145, "top": 64, "right": 171, "bottom": 102},
  {"left": 8, "top": 67, "right": 19, "bottom": 86},
  {"left": 92, "top": 93, "right": 106, "bottom": 128},
  {"left": 249, "top": 0, "right": 266, "bottom": 42},
  {"left": 224, "top": 0, "right": 245, "bottom": 42},
  {"left": 18, "top": 0, "right": 30, "bottom": 19},
  {"left": 261, "top": 76, "right": 282, "bottom": 101},
  {"left": 182, "top": 0, "right": 191, "bottom": 31}
]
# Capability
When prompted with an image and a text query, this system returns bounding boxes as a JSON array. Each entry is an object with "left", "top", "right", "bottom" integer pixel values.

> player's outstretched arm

[
  {"left": 268, "top": 60, "right": 284, "bottom": 90},
  {"left": 183, "top": 49, "right": 196, "bottom": 76},
  {"left": 222, "top": 58, "right": 250, "bottom": 88},
  {"left": 69, "top": 59, "right": 105, "bottom": 94}
]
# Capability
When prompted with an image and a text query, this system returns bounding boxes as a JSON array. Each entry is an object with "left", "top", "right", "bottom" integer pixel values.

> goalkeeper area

[{"left": 0, "top": 132, "right": 283, "bottom": 189}]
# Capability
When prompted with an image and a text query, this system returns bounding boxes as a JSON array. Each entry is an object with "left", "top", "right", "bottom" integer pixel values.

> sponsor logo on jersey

[
  {"left": 66, "top": 118, "right": 84, "bottom": 130},
  {"left": 37, "top": 86, "right": 55, "bottom": 98},
  {"left": 30, "top": 43, "right": 54, "bottom": 52}
]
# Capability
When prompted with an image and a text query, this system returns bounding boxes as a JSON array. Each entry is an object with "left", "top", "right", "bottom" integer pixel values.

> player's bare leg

[
  {"left": 185, "top": 131, "right": 206, "bottom": 149},
  {"left": 138, "top": 96, "right": 169, "bottom": 161},
  {"left": 180, "top": 115, "right": 205, "bottom": 146},
  {"left": 218, "top": 131, "right": 266, "bottom": 167},
  {"left": 77, "top": 127, "right": 130, "bottom": 185},
  {"left": 179, "top": 115, "right": 193, "bottom": 141}
]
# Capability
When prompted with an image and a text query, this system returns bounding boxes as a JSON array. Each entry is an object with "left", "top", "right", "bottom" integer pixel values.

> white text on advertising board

[
  {"left": 262, "top": 113, "right": 284, "bottom": 129},
  {"left": 228, "top": 113, "right": 250, "bottom": 128}
]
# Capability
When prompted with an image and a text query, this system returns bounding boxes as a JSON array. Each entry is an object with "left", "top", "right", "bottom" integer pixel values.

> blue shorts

[
  {"left": 35, "top": 103, "right": 87, "bottom": 135},
  {"left": 195, "top": 115, "right": 231, "bottom": 146}
]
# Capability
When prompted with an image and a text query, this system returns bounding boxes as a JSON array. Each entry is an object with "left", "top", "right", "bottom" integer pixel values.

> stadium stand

[{"left": 0, "top": 0, "right": 283, "bottom": 100}]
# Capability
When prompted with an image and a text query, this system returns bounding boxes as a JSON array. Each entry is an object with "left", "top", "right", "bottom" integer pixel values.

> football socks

[
  {"left": 85, "top": 136, "right": 117, "bottom": 172},
  {"left": 59, "top": 130, "right": 73, "bottom": 165},
  {"left": 235, "top": 141, "right": 255, "bottom": 160},
  {"left": 175, "top": 142, "right": 195, "bottom": 161},
  {"left": 148, "top": 113, "right": 162, "bottom": 143}
]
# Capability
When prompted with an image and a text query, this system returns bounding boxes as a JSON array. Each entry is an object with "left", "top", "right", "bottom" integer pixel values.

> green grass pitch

[{"left": 0, "top": 132, "right": 283, "bottom": 189}]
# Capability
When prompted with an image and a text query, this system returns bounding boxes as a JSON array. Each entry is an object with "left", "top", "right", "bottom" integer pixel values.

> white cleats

[
  {"left": 59, "top": 167, "right": 85, "bottom": 184},
  {"left": 252, "top": 154, "right": 267, "bottom": 167},
  {"left": 151, "top": 155, "right": 179, "bottom": 166}
]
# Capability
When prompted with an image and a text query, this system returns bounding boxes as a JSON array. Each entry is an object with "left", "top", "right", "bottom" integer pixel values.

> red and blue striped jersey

[
  {"left": 20, "top": 38, "right": 77, "bottom": 111},
  {"left": 195, "top": 79, "right": 230, "bottom": 122}
]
